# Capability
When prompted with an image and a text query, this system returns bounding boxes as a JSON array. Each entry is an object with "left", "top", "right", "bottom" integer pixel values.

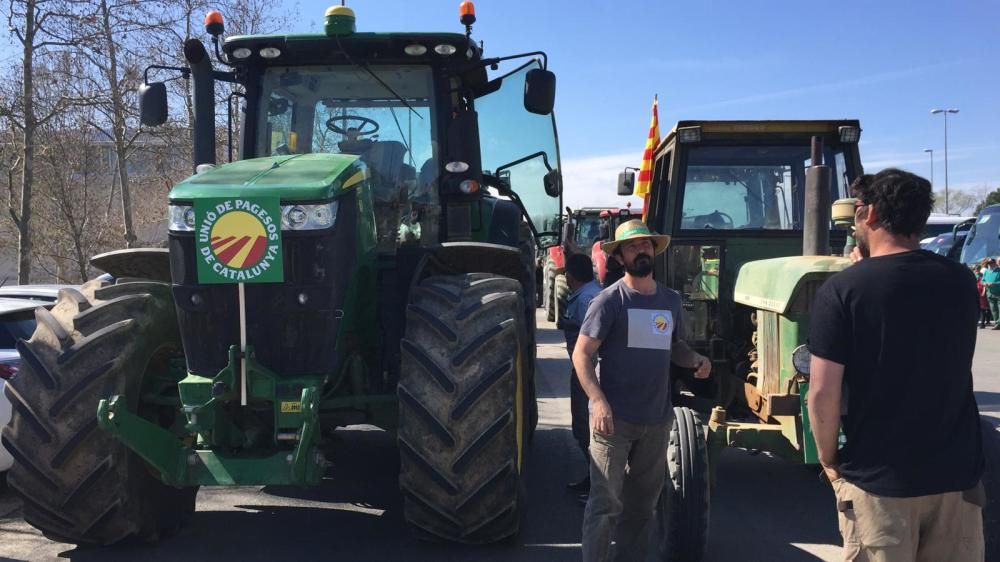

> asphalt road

[{"left": 1, "top": 313, "right": 998, "bottom": 562}]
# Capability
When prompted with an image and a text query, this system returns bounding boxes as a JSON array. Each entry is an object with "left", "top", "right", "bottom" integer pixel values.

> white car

[{"left": 1, "top": 294, "right": 62, "bottom": 482}]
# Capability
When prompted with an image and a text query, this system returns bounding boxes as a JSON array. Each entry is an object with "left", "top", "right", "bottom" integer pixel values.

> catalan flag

[{"left": 636, "top": 96, "right": 659, "bottom": 220}]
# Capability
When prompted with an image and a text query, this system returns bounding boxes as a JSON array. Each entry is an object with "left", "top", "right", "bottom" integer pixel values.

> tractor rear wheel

[
  {"left": 543, "top": 259, "right": 556, "bottom": 322},
  {"left": 398, "top": 273, "right": 531, "bottom": 543},
  {"left": 982, "top": 417, "right": 1000, "bottom": 561},
  {"left": 0, "top": 281, "right": 197, "bottom": 545},
  {"left": 656, "top": 406, "right": 710, "bottom": 562},
  {"left": 553, "top": 273, "right": 570, "bottom": 322}
]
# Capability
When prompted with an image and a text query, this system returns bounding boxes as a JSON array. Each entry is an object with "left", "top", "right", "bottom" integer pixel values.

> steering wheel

[
  {"left": 325, "top": 115, "right": 380, "bottom": 136},
  {"left": 699, "top": 210, "right": 734, "bottom": 229}
]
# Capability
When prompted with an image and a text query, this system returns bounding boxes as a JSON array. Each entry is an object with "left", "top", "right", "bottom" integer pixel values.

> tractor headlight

[
  {"left": 281, "top": 201, "right": 338, "bottom": 231},
  {"left": 168, "top": 204, "right": 196, "bottom": 232}
]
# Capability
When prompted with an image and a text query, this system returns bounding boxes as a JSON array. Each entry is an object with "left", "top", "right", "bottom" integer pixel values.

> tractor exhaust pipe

[
  {"left": 803, "top": 136, "right": 831, "bottom": 256},
  {"left": 184, "top": 39, "right": 216, "bottom": 170}
]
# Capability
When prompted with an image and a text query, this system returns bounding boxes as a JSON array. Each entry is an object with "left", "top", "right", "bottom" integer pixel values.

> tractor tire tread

[
  {"left": 398, "top": 273, "right": 529, "bottom": 543},
  {"left": 0, "top": 282, "right": 196, "bottom": 545}
]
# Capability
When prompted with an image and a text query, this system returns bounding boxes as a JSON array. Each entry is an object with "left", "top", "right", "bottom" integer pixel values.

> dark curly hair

[{"left": 849, "top": 168, "right": 933, "bottom": 237}]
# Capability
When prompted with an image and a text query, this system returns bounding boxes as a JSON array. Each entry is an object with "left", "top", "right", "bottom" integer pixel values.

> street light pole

[
  {"left": 930, "top": 108, "right": 959, "bottom": 214},
  {"left": 923, "top": 148, "right": 934, "bottom": 193}
]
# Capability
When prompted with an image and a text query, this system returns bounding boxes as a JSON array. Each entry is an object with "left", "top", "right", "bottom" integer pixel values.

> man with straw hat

[{"left": 573, "top": 219, "right": 711, "bottom": 562}]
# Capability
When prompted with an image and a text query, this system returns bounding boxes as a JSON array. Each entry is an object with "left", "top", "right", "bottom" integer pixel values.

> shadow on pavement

[
  {"left": 705, "top": 448, "right": 840, "bottom": 562},
  {"left": 58, "top": 427, "right": 584, "bottom": 562}
]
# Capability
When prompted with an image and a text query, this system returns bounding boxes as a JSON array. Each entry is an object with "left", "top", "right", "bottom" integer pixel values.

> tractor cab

[{"left": 619, "top": 120, "right": 863, "bottom": 410}]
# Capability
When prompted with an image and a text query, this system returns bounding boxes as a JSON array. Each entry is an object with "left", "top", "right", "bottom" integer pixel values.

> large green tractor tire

[
  {"left": 656, "top": 406, "right": 710, "bottom": 562},
  {"left": 517, "top": 223, "right": 540, "bottom": 441},
  {"left": 982, "top": 417, "right": 1000, "bottom": 561},
  {"left": 553, "top": 272, "right": 570, "bottom": 323},
  {"left": 0, "top": 281, "right": 197, "bottom": 545},
  {"left": 398, "top": 273, "right": 531, "bottom": 543}
]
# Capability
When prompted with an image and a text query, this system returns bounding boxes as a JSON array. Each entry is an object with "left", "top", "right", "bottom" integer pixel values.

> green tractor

[
  {"left": 1, "top": 3, "right": 562, "bottom": 545},
  {"left": 619, "top": 121, "right": 863, "bottom": 560}
]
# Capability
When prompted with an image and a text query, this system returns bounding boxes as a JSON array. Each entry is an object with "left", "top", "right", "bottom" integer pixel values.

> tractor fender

[
  {"left": 414, "top": 242, "right": 530, "bottom": 293},
  {"left": 548, "top": 245, "right": 565, "bottom": 270},
  {"left": 591, "top": 240, "right": 608, "bottom": 284},
  {"left": 90, "top": 248, "right": 172, "bottom": 283}
]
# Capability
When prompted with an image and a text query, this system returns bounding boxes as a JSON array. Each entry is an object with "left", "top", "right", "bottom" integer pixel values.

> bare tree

[
  {"left": 933, "top": 189, "right": 979, "bottom": 216},
  {"left": 68, "top": 0, "right": 178, "bottom": 249},
  {"left": 1, "top": 0, "right": 83, "bottom": 283},
  {"left": 31, "top": 107, "right": 118, "bottom": 282}
]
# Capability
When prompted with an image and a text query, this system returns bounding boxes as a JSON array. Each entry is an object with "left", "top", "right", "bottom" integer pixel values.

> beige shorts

[{"left": 832, "top": 478, "right": 984, "bottom": 562}]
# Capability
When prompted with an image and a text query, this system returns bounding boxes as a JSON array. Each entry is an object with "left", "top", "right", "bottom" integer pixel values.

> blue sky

[
  {"left": 295, "top": 0, "right": 1000, "bottom": 209},
  {"left": 3, "top": 1, "right": 992, "bottom": 209}
]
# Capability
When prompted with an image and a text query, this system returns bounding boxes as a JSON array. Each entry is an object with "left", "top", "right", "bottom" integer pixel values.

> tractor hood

[
  {"left": 169, "top": 153, "right": 364, "bottom": 202},
  {"left": 734, "top": 256, "right": 850, "bottom": 314}
]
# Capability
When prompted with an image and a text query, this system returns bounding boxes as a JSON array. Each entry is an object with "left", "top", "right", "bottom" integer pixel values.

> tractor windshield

[
  {"left": 257, "top": 65, "right": 439, "bottom": 250},
  {"left": 575, "top": 215, "right": 604, "bottom": 248},
  {"left": 679, "top": 144, "right": 851, "bottom": 231}
]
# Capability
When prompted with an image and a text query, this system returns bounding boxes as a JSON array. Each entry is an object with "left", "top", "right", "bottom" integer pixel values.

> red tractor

[{"left": 541, "top": 205, "right": 639, "bottom": 321}]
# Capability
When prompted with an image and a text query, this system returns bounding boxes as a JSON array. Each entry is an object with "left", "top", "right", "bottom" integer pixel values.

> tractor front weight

[{"left": 97, "top": 344, "right": 326, "bottom": 487}]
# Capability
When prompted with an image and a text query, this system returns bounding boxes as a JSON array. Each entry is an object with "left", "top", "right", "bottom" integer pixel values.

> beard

[
  {"left": 855, "top": 229, "right": 870, "bottom": 258},
  {"left": 624, "top": 253, "right": 654, "bottom": 277}
]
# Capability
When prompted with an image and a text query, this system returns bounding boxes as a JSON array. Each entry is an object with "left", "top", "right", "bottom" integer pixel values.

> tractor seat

[
  {"left": 362, "top": 141, "right": 416, "bottom": 251},
  {"left": 362, "top": 140, "right": 407, "bottom": 188}
]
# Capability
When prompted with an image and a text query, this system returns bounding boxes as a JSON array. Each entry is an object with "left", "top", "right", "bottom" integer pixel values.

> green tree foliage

[{"left": 975, "top": 188, "right": 1000, "bottom": 215}]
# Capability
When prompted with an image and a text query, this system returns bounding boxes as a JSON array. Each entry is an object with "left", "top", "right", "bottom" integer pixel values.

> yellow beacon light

[
  {"left": 459, "top": 1, "right": 476, "bottom": 36},
  {"left": 204, "top": 10, "right": 225, "bottom": 36},
  {"left": 325, "top": 5, "right": 356, "bottom": 36}
]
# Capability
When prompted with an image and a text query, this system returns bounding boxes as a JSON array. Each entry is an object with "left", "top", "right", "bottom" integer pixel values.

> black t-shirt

[{"left": 808, "top": 250, "right": 984, "bottom": 497}]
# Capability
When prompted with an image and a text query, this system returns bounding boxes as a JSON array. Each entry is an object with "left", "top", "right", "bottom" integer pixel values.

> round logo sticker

[
  {"left": 651, "top": 312, "right": 672, "bottom": 336},
  {"left": 210, "top": 210, "right": 269, "bottom": 269},
  {"left": 654, "top": 315, "right": 668, "bottom": 332},
  {"left": 195, "top": 198, "right": 283, "bottom": 284}
]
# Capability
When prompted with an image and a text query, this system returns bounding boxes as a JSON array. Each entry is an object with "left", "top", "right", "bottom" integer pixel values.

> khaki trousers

[
  {"left": 832, "top": 478, "right": 985, "bottom": 562},
  {"left": 582, "top": 418, "right": 669, "bottom": 562}
]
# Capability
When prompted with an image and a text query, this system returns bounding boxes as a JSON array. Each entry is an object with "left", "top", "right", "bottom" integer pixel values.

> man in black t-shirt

[{"left": 807, "top": 169, "right": 985, "bottom": 562}]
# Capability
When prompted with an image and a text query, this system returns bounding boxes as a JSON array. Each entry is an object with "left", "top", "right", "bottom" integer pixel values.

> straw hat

[{"left": 600, "top": 219, "right": 671, "bottom": 256}]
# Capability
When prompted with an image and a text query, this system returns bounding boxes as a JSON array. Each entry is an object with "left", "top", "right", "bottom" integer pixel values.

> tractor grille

[
  {"left": 757, "top": 310, "right": 781, "bottom": 396},
  {"left": 168, "top": 195, "right": 358, "bottom": 376}
]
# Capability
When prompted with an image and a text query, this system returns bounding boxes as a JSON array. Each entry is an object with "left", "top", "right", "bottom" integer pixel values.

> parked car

[
  {"left": 924, "top": 230, "right": 969, "bottom": 261},
  {"left": 923, "top": 213, "right": 975, "bottom": 239},
  {"left": 0, "top": 284, "right": 70, "bottom": 303}
]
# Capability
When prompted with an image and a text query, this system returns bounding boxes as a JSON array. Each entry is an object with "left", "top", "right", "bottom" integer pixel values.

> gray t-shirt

[{"left": 579, "top": 279, "right": 687, "bottom": 424}]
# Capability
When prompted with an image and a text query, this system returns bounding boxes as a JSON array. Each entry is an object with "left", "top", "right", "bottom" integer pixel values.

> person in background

[
  {"left": 975, "top": 263, "right": 991, "bottom": 328},
  {"left": 808, "top": 169, "right": 984, "bottom": 562},
  {"left": 557, "top": 253, "right": 603, "bottom": 499},
  {"left": 983, "top": 257, "right": 1000, "bottom": 330}
]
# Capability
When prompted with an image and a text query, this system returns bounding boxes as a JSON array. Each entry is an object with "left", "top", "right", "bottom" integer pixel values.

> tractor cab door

[{"left": 476, "top": 60, "right": 562, "bottom": 247}]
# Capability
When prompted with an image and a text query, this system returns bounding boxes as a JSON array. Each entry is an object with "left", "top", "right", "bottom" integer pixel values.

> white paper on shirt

[{"left": 627, "top": 308, "right": 672, "bottom": 350}]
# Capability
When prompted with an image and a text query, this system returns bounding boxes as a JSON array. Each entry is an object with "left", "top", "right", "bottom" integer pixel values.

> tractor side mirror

[
  {"left": 524, "top": 68, "right": 556, "bottom": 115},
  {"left": 447, "top": 109, "right": 482, "bottom": 177},
  {"left": 543, "top": 169, "right": 561, "bottom": 197},
  {"left": 618, "top": 170, "right": 635, "bottom": 196},
  {"left": 139, "top": 82, "right": 168, "bottom": 127}
]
